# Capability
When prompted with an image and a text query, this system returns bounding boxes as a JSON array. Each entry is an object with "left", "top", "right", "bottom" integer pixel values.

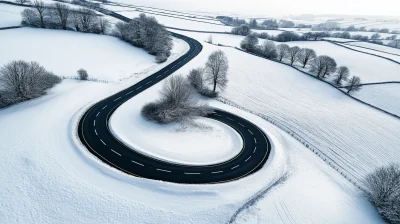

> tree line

[
  {"left": 142, "top": 50, "right": 229, "bottom": 124},
  {"left": 217, "top": 16, "right": 311, "bottom": 30},
  {"left": 0, "top": 61, "right": 61, "bottom": 108},
  {"left": 239, "top": 35, "right": 362, "bottom": 94},
  {"left": 312, "top": 21, "right": 399, "bottom": 34},
  {"left": 20, "top": 0, "right": 173, "bottom": 62}
]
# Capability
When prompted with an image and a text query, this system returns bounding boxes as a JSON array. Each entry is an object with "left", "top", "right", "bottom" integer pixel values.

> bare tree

[
  {"left": 364, "top": 164, "right": 400, "bottom": 224},
  {"left": 70, "top": 10, "right": 81, "bottom": 31},
  {"left": 21, "top": 9, "right": 40, "bottom": 27},
  {"left": 188, "top": 68, "right": 204, "bottom": 91},
  {"left": 388, "top": 39, "right": 400, "bottom": 49},
  {"left": 334, "top": 66, "right": 350, "bottom": 86},
  {"left": 276, "top": 44, "right": 290, "bottom": 62},
  {"left": 0, "top": 61, "right": 61, "bottom": 105},
  {"left": 287, "top": 46, "right": 301, "bottom": 65},
  {"left": 261, "top": 41, "right": 277, "bottom": 59},
  {"left": 52, "top": 3, "right": 70, "bottom": 30},
  {"left": 297, "top": 48, "right": 316, "bottom": 68},
  {"left": 205, "top": 50, "right": 229, "bottom": 93},
  {"left": 78, "top": 8, "right": 97, "bottom": 32},
  {"left": 345, "top": 76, "right": 361, "bottom": 94},
  {"left": 33, "top": 0, "right": 46, "bottom": 28},
  {"left": 98, "top": 17, "right": 110, "bottom": 34},
  {"left": 141, "top": 75, "right": 210, "bottom": 123},
  {"left": 231, "top": 24, "right": 251, "bottom": 36},
  {"left": 311, "top": 55, "right": 329, "bottom": 79},
  {"left": 321, "top": 56, "right": 337, "bottom": 78},
  {"left": 77, "top": 69, "right": 88, "bottom": 80},
  {"left": 240, "top": 33, "right": 259, "bottom": 52},
  {"left": 371, "top": 33, "right": 381, "bottom": 40}
]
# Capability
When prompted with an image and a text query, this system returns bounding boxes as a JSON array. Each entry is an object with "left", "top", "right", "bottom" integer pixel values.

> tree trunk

[{"left": 213, "top": 80, "right": 217, "bottom": 92}]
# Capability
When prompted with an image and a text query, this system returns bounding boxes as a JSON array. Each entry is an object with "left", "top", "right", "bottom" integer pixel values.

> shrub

[
  {"left": 0, "top": 60, "right": 61, "bottom": 108},
  {"left": 77, "top": 69, "right": 88, "bottom": 80},
  {"left": 364, "top": 164, "right": 400, "bottom": 223},
  {"left": 141, "top": 75, "right": 210, "bottom": 124}
]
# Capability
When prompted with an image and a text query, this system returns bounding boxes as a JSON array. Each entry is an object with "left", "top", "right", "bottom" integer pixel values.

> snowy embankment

[
  {"left": 0, "top": 28, "right": 174, "bottom": 82},
  {"left": 350, "top": 83, "right": 400, "bottom": 117},
  {"left": 0, "top": 3, "right": 26, "bottom": 27}
]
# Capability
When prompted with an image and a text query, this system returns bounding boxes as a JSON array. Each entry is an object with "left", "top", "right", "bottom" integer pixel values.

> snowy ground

[
  {"left": 104, "top": 4, "right": 232, "bottom": 32},
  {"left": 339, "top": 43, "right": 400, "bottom": 63},
  {"left": 0, "top": 3, "right": 27, "bottom": 27},
  {"left": 323, "top": 37, "right": 359, "bottom": 42},
  {"left": 283, "top": 41, "right": 400, "bottom": 83},
  {"left": 0, "top": 28, "right": 187, "bottom": 82},
  {"left": 110, "top": 97, "right": 244, "bottom": 165},
  {"left": 344, "top": 41, "right": 400, "bottom": 55},
  {"left": 350, "top": 83, "right": 400, "bottom": 117}
]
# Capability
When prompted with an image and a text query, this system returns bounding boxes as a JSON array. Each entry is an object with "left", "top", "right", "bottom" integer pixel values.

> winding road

[{"left": 78, "top": 13, "right": 271, "bottom": 184}]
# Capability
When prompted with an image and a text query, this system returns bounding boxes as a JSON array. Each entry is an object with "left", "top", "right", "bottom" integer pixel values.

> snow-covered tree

[
  {"left": 334, "top": 66, "right": 349, "bottom": 86},
  {"left": 311, "top": 55, "right": 337, "bottom": 79},
  {"left": 231, "top": 24, "right": 251, "bottom": 36},
  {"left": 77, "top": 69, "right": 88, "bottom": 80},
  {"left": 364, "top": 163, "right": 400, "bottom": 224},
  {"left": 205, "top": 50, "right": 229, "bottom": 93},
  {"left": 371, "top": 33, "right": 381, "bottom": 40},
  {"left": 276, "top": 44, "right": 290, "bottom": 62},
  {"left": 261, "top": 41, "right": 277, "bottom": 59},
  {"left": 52, "top": 3, "right": 70, "bottom": 30},
  {"left": 297, "top": 48, "right": 316, "bottom": 68},
  {"left": 240, "top": 33, "right": 259, "bottom": 52},
  {"left": 345, "top": 76, "right": 362, "bottom": 94},
  {"left": 98, "top": 17, "right": 110, "bottom": 34},
  {"left": 287, "top": 46, "right": 301, "bottom": 65}
]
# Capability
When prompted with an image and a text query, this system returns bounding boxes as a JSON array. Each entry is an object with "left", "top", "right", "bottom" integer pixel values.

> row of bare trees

[
  {"left": 141, "top": 50, "right": 229, "bottom": 124},
  {"left": 0, "top": 61, "right": 61, "bottom": 108},
  {"left": 240, "top": 36, "right": 361, "bottom": 94},
  {"left": 21, "top": 1, "right": 110, "bottom": 34}
]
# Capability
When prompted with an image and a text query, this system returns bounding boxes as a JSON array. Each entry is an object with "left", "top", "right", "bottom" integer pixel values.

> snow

[
  {"left": 323, "top": 37, "right": 359, "bottom": 42},
  {"left": 0, "top": 4, "right": 26, "bottom": 27},
  {"left": 173, "top": 33, "right": 400, "bottom": 185},
  {"left": 105, "top": 4, "right": 232, "bottom": 32},
  {"left": 283, "top": 41, "right": 400, "bottom": 82},
  {"left": 340, "top": 43, "right": 400, "bottom": 63},
  {"left": 351, "top": 83, "right": 400, "bottom": 117},
  {"left": 345, "top": 41, "right": 400, "bottom": 55},
  {"left": 0, "top": 23, "right": 291, "bottom": 223},
  {"left": 110, "top": 96, "right": 244, "bottom": 165},
  {"left": 0, "top": 28, "right": 182, "bottom": 82}
]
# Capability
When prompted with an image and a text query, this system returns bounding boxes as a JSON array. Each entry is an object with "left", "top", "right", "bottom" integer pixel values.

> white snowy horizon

[{"left": 125, "top": 0, "right": 400, "bottom": 18}]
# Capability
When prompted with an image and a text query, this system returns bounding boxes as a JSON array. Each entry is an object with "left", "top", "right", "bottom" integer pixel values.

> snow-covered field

[
  {"left": 105, "top": 4, "right": 232, "bottom": 32},
  {"left": 110, "top": 100, "right": 243, "bottom": 165},
  {"left": 344, "top": 41, "right": 400, "bottom": 54},
  {"left": 0, "top": 3, "right": 26, "bottom": 27},
  {"left": 340, "top": 43, "right": 400, "bottom": 63},
  {"left": 0, "top": 28, "right": 188, "bottom": 82},
  {"left": 283, "top": 41, "right": 400, "bottom": 82},
  {"left": 323, "top": 37, "right": 359, "bottom": 42},
  {"left": 350, "top": 83, "right": 400, "bottom": 117}
]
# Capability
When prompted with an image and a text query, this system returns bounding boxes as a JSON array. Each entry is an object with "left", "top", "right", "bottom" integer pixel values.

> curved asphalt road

[{"left": 78, "top": 14, "right": 271, "bottom": 184}]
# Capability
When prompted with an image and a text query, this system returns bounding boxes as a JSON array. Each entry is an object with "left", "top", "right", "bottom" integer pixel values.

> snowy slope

[
  {"left": 284, "top": 41, "right": 400, "bottom": 82},
  {"left": 350, "top": 83, "right": 400, "bottom": 117},
  {"left": 105, "top": 4, "right": 232, "bottom": 32},
  {"left": 173, "top": 32, "right": 400, "bottom": 183},
  {"left": 0, "top": 28, "right": 186, "bottom": 82},
  {"left": 0, "top": 4, "right": 27, "bottom": 27},
  {"left": 345, "top": 41, "right": 400, "bottom": 55},
  {"left": 340, "top": 43, "right": 400, "bottom": 63}
]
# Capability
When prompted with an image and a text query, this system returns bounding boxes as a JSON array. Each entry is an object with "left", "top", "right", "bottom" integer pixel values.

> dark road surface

[{"left": 78, "top": 13, "right": 271, "bottom": 184}]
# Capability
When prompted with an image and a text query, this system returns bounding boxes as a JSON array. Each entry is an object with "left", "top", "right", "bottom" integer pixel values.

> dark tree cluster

[
  {"left": 141, "top": 75, "right": 210, "bottom": 124},
  {"left": 187, "top": 50, "right": 229, "bottom": 98},
  {"left": 0, "top": 60, "right": 61, "bottom": 108},
  {"left": 21, "top": 0, "right": 111, "bottom": 34},
  {"left": 113, "top": 14, "right": 173, "bottom": 63},
  {"left": 231, "top": 24, "right": 251, "bottom": 36},
  {"left": 239, "top": 35, "right": 361, "bottom": 93}
]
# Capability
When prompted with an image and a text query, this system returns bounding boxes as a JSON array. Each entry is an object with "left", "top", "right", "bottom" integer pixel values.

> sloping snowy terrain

[
  {"left": 339, "top": 43, "right": 400, "bottom": 63},
  {"left": 0, "top": 28, "right": 187, "bottom": 82},
  {"left": 350, "top": 83, "right": 400, "bottom": 117},
  {"left": 0, "top": 3, "right": 27, "bottom": 27},
  {"left": 345, "top": 41, "right": 400, "bottom": 55},
  {"left": 283, "top": 41, "right": 400, "bottom": 82}
]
